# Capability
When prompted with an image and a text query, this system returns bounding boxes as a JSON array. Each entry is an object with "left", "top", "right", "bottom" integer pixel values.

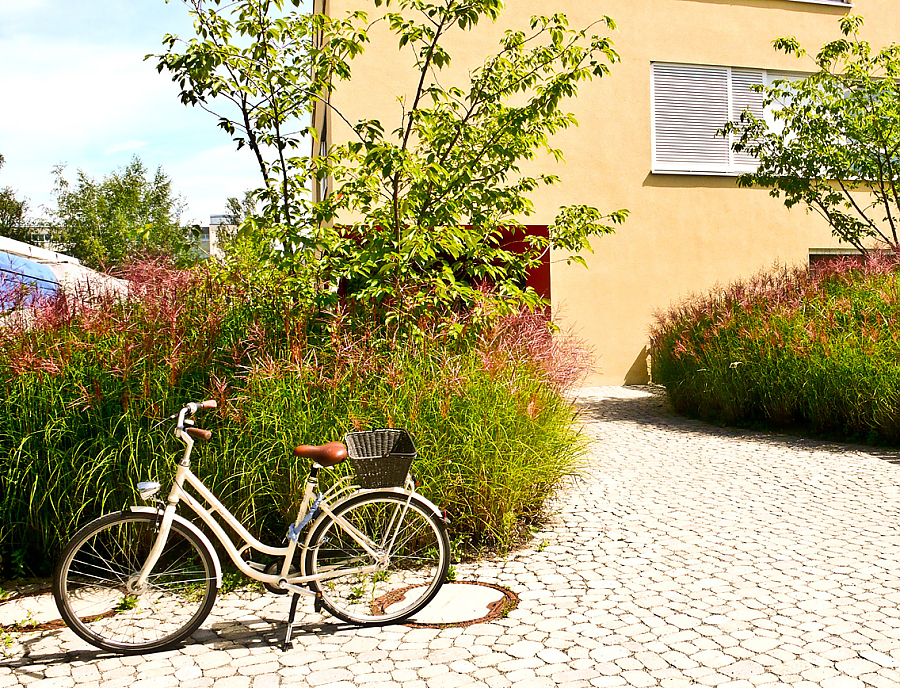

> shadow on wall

[
  {"left": 624, "top": 346, "right": 650, "bottom": 385},
  {"left": 642, "top": 174, "right": 738, "bottom": 190}
]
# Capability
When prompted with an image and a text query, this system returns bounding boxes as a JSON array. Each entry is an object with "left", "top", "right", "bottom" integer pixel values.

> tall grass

[
  {"left": 651, "top": 255, "right": 900, "bottom": 441},
  {"left": 0, "top": 260, "right": 589, "bottom": 576}
]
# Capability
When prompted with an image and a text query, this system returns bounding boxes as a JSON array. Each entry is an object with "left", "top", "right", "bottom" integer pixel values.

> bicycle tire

[
  {"left": 304, "top": 491, "right": 450, "bottom": 625},
  {"left": 53, "top": 511, "right": 217, "bottom": 654}
]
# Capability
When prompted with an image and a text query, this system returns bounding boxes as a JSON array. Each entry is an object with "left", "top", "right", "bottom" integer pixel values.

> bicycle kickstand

[{"left": 282, "top": 593, "right": 300, "bottom": 651}]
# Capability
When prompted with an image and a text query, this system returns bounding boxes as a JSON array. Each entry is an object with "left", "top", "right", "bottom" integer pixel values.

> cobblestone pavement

[{"left": 5, "top": 386, "right": 900, "bottom": 687}]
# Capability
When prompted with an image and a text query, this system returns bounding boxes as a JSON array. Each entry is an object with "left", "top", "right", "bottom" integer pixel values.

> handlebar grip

[
  {"left": 199, "top": 400, "right": 218, "bottom": 409},
  {"left": 185, "top": 427, "right": 212, "bottom": 441}
]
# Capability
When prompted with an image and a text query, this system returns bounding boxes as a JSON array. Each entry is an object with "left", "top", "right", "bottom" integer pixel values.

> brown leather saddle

[{"left": 293, "top": 442, "right": 348, "bottom": 467}]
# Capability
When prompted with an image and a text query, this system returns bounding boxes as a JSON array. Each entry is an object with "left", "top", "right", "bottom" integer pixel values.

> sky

[{"left": 0, "top": 0, "right": 281, "bottom": 225}]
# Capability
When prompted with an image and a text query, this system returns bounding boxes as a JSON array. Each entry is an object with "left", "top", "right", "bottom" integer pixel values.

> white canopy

[{"left": 0, "top": 236, "right": 127, "bottom": 298}]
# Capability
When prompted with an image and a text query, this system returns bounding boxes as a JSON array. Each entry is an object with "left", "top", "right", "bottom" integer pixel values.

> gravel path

[{"left": 4, "top": 385, "right": 900, "bottom": 687}]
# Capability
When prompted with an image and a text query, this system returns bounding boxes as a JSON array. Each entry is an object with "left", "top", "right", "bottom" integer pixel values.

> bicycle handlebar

[
  {"left": 186, "top": 399, "right": 218, "bottom": 416},
  {"left": 174, "top": 400, "right": 218, "bottom": 448},
  {"left": 185, "top": 427, "right": 213, "bottom": 441}
]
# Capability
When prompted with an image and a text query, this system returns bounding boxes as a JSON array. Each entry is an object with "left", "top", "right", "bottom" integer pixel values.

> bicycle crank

[{"left": 263, "top": 561, "right": 298, "bottom": 595}]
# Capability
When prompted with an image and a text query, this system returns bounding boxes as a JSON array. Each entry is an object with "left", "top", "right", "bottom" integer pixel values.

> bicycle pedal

[{"left": 314, "top": 595, "right": 323, "bottom": 613}]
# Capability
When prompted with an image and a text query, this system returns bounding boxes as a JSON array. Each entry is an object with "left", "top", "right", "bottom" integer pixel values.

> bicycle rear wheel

[
  {"left": 53, "top": 511, "right": 217, "bottom": 654},
  {"left": 304, "top": 491, "right": 450, "bottom": 625}
]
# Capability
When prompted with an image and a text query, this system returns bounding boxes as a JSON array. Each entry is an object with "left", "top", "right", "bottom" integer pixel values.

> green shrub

[
  {"left": 0, "top": 260, "right": 588, "bottom": 577},
  {"left": 651, "top": 255, "right": 900, "bottom": 442}
]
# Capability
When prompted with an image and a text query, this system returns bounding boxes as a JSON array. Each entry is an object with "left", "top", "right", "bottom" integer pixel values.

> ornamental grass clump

[
  {"left": 0, "top": 260, "right": 589, "bottom": 577},
  {"left": 651, "top": 254, "right": 900, "bottom": 442}
]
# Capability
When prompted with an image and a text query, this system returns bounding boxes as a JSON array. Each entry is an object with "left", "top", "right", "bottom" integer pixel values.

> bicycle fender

[{"left": 129, "top": 506, "right": 223, "bottom": 588}]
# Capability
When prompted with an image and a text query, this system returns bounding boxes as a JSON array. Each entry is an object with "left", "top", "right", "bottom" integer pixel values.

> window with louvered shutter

[
  {"left": 652, "top": 63, "right": 770, "bottom": 174},
  {"left": 652, "top": 64, "right": 731, "bottom": 173}
]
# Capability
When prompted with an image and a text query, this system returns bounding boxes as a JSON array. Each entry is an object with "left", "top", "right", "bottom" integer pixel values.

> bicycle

[{"left": 51, "top": 399, "right": 451, "bottom": 655}]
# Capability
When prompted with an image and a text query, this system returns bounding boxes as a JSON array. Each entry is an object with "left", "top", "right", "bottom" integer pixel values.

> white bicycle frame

[{"left": 132, "top": 405, "right": 418, "bottom": 599}]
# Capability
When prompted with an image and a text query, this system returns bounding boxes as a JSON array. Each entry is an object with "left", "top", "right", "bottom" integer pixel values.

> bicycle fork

[
  {"left": 132, "top": 418, "right": 196, "bottom": 593},
  {"left": 132, "top": 505, "right": 177, "bottom": 593}
]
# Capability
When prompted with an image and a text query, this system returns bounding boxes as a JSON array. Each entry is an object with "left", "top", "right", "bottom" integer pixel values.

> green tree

[
  {"left": 224, "top": 191, "right": 256, "bottom": 227},
  {"left": 0, "top": 154, "right": 33, "bottom": 244},
  {"left": 51, "top": 156, "right": 198, "bottom": 270},
  {"left": 156, "top": 0, "right": 313, "bottom": 236},
  {"left": 725, "top": 15, "right": 900, "bottom": 255},
  {"left": 216, "top": 190, "right": 275, "bottom": 268},
  {"left": 155, "top": 0, "right": 626, "bottom": 324}
]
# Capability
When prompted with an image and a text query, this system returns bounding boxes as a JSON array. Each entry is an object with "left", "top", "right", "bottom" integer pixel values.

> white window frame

[
  {"left": 317, "top": 111, "right": 329, "bottom": 201},
  {"left": 651, "top": 63, "right": 804, "bottom": 176},
  {"left": 783, "top": 0, "right": 852, "bottom": 6}
]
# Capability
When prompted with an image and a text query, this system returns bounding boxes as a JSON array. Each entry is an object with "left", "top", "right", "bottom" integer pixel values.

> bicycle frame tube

[
  {"left": 140, "top": 462, "right": 386, "bottom": 589},
  {"left": 135, "top": 405, "right": 400, "bottom": 590}
]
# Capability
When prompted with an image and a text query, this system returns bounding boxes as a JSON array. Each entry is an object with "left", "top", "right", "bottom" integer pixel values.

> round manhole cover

[{"left": 378, "top": 581, "right": 518, "bottom": 628}]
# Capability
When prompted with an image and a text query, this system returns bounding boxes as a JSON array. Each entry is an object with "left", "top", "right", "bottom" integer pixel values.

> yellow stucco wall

[{"left": 323, "top": 0, "right": 898, "bottom": 383}]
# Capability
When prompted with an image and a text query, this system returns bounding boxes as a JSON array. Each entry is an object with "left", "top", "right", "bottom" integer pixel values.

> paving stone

[
  {"left": 130, "top": 678, "right": 179, "bottom": 688},
  {"left": 306, "top": 669, "right": 353, "bottom": 686},
  {"left": 251, "top": 677, "right": 279, "bottom": 688}
]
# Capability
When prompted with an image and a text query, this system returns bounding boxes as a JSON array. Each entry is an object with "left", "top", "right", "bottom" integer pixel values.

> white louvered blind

[
  {"left": 653, "top": 64, "right": 731, "bottom": 173},
  {"left": 731, "top": 69, "right": 765, "bottom": 171},
  {"left": 652, "top": 63, "right": 768, "bottom": 174}
]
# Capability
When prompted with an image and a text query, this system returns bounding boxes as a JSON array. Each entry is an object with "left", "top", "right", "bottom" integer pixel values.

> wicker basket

[{"left": 344, "top": 429, "right": 417, "bottom": 488}]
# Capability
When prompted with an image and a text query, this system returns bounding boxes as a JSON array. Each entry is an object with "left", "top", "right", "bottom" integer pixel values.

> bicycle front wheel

[
  {"left": 53, "top": 511, "right": 217, "bottom": 654},
  {"left": 305, "top": 491, "right": 450, "bottom": 625}
]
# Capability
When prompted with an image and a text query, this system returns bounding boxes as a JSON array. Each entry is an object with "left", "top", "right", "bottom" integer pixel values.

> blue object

[
  {"left": 287, "top": 494, "right": 324, "bottom": 542},
  {"left": 0, "top": 251, "right": 60, "bottom": 307}
]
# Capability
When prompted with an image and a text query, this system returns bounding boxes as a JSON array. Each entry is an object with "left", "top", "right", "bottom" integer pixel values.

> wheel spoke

[{"left": 306, "top": 493, "right": 449, "bottom": 625}]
